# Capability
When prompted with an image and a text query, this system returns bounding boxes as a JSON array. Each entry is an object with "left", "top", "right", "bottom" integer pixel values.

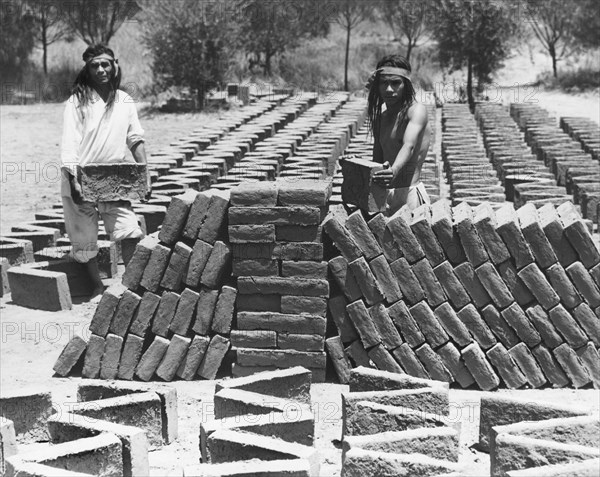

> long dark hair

[
  {"left": 71, "top": 44, "right": 122, "bottom": 111},
  {"left": 367, "top": 54, "right": 416, "bottom": 138}
]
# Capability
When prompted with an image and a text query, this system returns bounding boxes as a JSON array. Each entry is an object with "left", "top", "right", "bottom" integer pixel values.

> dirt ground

[{"left": 1, "top": 91, "right": 600, "bottom": 476}]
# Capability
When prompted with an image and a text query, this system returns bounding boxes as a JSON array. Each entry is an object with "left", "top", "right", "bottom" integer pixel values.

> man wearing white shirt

[{"left": 61, "top": 44, "right": 150, "bottom": 299}]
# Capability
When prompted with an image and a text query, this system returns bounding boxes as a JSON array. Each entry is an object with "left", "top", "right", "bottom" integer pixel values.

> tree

[
  {"left": 380, "top": 0, "right": 432, "bottom": 62},
  {"left": 0, "top": 2, "right": 36, "bottom": 82},
  {"left": 141, "top": 0, "right": 237, "bottom": 110},
  {"left": 25, "top": 0, "right": 70, "bottom": 74},
  {"left": 432, "top": 0, "right": 518, "bottom": 107},
  {"left": 236, "top": 0, "right": 328, "bottom": 76},
  {"left": 571, "top": 0, "right": 600, "bottom": 48},
  {"left": 63, "top": 0, "right": 140, "bottom": 45},
  {"left": 335, "top": 0, "right": 372, "bottom": 91},
  {"left": 524, "top": 0, "right": 576, "bottom": 78}
]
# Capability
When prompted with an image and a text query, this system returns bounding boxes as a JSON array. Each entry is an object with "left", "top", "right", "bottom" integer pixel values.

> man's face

[
  {"left": 379, "top": 74, "right": 405, "bottom": 107},
  {"left": 88, "top": 58, "right": 113, "bottom": 86}
]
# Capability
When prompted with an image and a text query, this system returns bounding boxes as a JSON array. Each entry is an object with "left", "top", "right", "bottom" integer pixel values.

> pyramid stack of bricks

[
  {"left": 340, "top": 367, "right": 463, "bottom": 476},
  {"left": 323, "top": 191, "right": 600, "bottom": 390},
  {"left": 478, "top": 393, "right": 599, "bottom": 476},
  {"left": 189, "top": 367, "right": 319, "bottom": 477},
  {"left": 229, "top": 180, "right": 332, "bottom": 382}
]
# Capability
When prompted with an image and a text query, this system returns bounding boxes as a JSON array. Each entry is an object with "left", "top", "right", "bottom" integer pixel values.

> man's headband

[
  {"left": 365, "top": 66, "right": 412, "bottom": 89},
  {"left": 86, "top": 53, "right": 119, "bottom": 76}
]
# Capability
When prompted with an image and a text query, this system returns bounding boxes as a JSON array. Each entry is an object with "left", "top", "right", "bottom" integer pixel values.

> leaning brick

[
  {"left": 193, "top": 288, "right": 219, "bottom": 335},
  {"left": 185, "top": 240, "right": 213, "bottom": 287},
  {"left": 480, "top": 304, "right": 519, "bottom": 348},
  {"left": 415, "top": 344, "right": 453, "bottom": 383},
  {"left": 519, "top": 262, "right": 561, "bottom": 310},
  {"left": 387, "top": 208, "right": 425, "bottom": 264},
  {"left": 437, "top": 342, "right": 476, "bottom": 388},
  {"left": 461, "top": 342, "right": 500, "bottom": 391},
  {"left": 476, "top": 262, "right": 514, "bottom": 309},
  {"left": 121, "top": 235, "right": 159, "bottom": 289},
  {"left": 391, "top": 343, "right": 429, "bottom": 379},
  {"left": 135, "top": 335, "right": 170, "bottom": 381},
  {"left": 517, "top": 203, "right": 558, "bottom": 269},
  {"left": 576, "top": 342, "right": 600, "bottom": 388},
  {"left": 410, "top": 204, "right": 445, "bottom": 267},
  {"left": 412, "top": 258, "right": 446, "bottom": 307},
  {"left": 591, "top": 263, "right": 600, "bottom": 288},
  {"left": 545, "top": 262, "right": 582, "bottom": 309},
  {"left": 390, "top": 257, "right": 425, "bottom": 305},
  {"left": 170, "top": 288, "right": 199, "bottom": 336},
  {"left": 368, "top": 344, "right": 404, "bottom": 373},
  {"left": 117, "top": 334, "right": 145, "bottom": 380},
  {"left": 548, "top": 304, "right": 589, "bottom": 348},
  {"left": 201, "top": 241, "right": 232, "bottom": 289},
  {"left": 572, "top": 303, "right": 600, "bottom": 347},
  {"left": 553, "top": 343, "right": 592, "bottom": 388},
  {"left": 99, "top": 334, "right": 123, "bottom": 380},
  {"left": 433, "top": 261, "right": 471, "bottom": 309},
  {"left": 128, "top": 291, "right": 160, "bottom": 339},
  {"left": 367, "top": 213, "right": 402, "bottom": 262},
  {"left": 566, "top": 261, "right": 600, "bottom": 308},
  {"left": 453, "top": 201, "right": 489, "bottom": 267},
  {"left": 525, "top": 305, "right": 564, "bottom": 349},
  {"left": 508, "top": 342, "right": 547, "bottom": 388},
  {"left": 109, "top": 289, "right": 141, "bottom": 337},
  {"left": 140, "top": 243, "right": 171, "bottom": 293},
  {"left": 7, "top": 268, "right": 71, "bottom": 311},
  {"left": 558, "top": 201, "right": 600, "bottom": 268},
  {"left": 177, "top": 335, "right": 210, "bottom": 381},
  {"left": 237, "top": 276, "right": 329, "bottom": 297},
  {"left": 345, "top": 340, "right": 373, "bottom": 368},
  {"left": 410, "top": 301, "right": 449, "bottom": 349},
  {"left": 158, "top": 189, "right": 197, "bottom": 245},
  {"left": 458, "top": 304, "right": 497, "bottom": 350},
  {"left": 348, "top": 257, "right": 384, "bottom": 305},
  {"left": 281, "top": 261, "right": 327, "bottom": 279},
  {"left": 340, "top": 157, "right": 388, "bottom": 213},
  {"left": 455, "top": 261, "right": 492, "bottom": 309},
  {"left": 346, "top": 299, "right": 381, "bottom": 349},
  {"left": 434, "top": 302, "right": 472, "bottom": 347},
  {"left": 431, "top": 199, "right": 466, "bottom": 265},
  {"left": 0, "top": 257, "right": 10, "bottom": 297},
  {"left": 152, "top": 291, "right": 180, "bottom": 337},
  {"left": 82, "top": 334, "right": 105, "bottom": 379},
  {"left": 369, "top": 255, "right": 402, "bottom": 304},
  {"left": 473, "top": 203, "right": 511, "bottom": 265},
  {"left": 346, "top": 210, "right": 383, "bottom": 260},
  {"left": 495, "top": 203, "right": 535, "bottom": 269},
  {"left": 160, "top": 242, "right": 192, "bottom": 291},
  {"left": 194, "top": 190, "right": 230, "bottom": 244},
  {"left": 326, "top": 336, "right": 352, "bottom": 384},
  {"left": 211, "top": 286, "right": 237, "bottom": 334},
  {"left": 282, "top": 295, "right": 327, "bottom": 317},
  {"left": 388, "top": 300, "right": 425, "bottom": 348},
  {"left": 369, "top": 303, "right": 403, "bottom": 350},
  {"left": 538, "top": 202, "right": 578, "bottom": 267},
  {"left": 531, "top": 344, "right": 570, "bottom": 387},
  {"left": 328, "top": 295, "right": 359, "bottom": 342},
  {"left": 501, "top": 302, "right": 542, "bottom": 348},
  {"left": 156, "top": 334, "right": 191, "bottom": 382},
  {"left": 486, "top": 343, "right": 527, "bottom": 389},
  {"left": 53, "top": 335, "right": 87, "bottom": 377},
  {"left": 497, "top": 260, "right": 535, "bottom": 307},
  {"left": 322, "top": 213, "right": 361, "bottom": 261}
]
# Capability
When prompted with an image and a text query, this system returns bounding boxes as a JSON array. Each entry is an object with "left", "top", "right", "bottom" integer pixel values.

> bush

[{"left": 535, "top": 67, "right": 600, "bottom": 92}]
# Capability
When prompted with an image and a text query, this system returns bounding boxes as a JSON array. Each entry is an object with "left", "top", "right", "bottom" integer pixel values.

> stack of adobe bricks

[
  {"left": 228, "top": 179, "right": 332, "bottom": 382},
  {"left": 54, "top": 187, "right": 236, "bottom": 382},
  {"left": 324, "top": 163, "right": 600, "bottom": 390}
]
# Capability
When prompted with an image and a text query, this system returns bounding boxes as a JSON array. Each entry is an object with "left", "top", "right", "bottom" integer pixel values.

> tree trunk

[
  {"left": 196, "top": 84, "right": 205, "bottom": 111},
  {"left": 467, "top": 56, "right": 474, "bottom": 112},
  {"left": 406, "top": 40, "right": 412, "bottom": 63},
  {"left": 344, "top": 22, "right": 351, "bottom": 91},
  {"left": 42, "top": 23, "right": 48, "bottom": 75},
  {"left": 550, "top": 44, "right": 557, "bottom": 78}
]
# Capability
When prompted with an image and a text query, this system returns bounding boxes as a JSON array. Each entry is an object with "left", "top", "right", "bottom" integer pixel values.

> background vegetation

[{"left": 1, "top": 0, "right": 598, "bottom": 108}]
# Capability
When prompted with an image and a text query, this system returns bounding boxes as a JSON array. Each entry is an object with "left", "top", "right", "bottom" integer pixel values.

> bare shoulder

[{"left": 408, "top": 102, "right": 428, "bottom": 124}]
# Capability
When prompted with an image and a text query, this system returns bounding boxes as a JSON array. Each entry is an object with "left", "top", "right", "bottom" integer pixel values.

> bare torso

[{"left": 378, "top": 102, "right": 431, "bottom": 188}]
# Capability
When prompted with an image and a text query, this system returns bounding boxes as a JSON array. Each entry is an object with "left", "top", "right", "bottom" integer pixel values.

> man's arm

[
  {"left": 373, "top": 104, "right": 428, "bottom": 187},
  {"left": 131, "top": 141, "right": 151, "bottom": 199},
  {"left": 372, "top": 130, "right": 384, "bottom": 164}
]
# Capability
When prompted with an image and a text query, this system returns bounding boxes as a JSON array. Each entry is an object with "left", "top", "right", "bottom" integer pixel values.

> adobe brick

[
  {"left": 345, "top": 340, "right": 373, "bottom": 368},
  {"left": 391, "top": 343, "right": 429, "bottom": 379},
  {"left": 109, "top": 289, "right": 141, "bottom": 337},
  {"left": 454, "top": 261, "right": 492, "bottom": 308},
  {"left": 531, "top": 343, "right": 570, "bottom": 387},
  {"left": 121, "top": 235, "right": 159, "bottom": 289},
  {"left": 553, "top": 343, "right": 592, "bottom": 388},
  {"left": 390, "top": 257, "right": 425, "bottom": 305},
  {"left": 117, "top": 334, "right": 145, "bottom": 380},
  {"left": 473, "top": 203, "right": 511, "bottom": 265},
  {"left": 508, "top": 343, "right": 547, "bottom": 388},
  {"left": 236, "top": 348, "right": 326, "bottom": 369},
  {"left": 177, "top": 335, "right": 210, "bottom": 380},
  {"left": 185, "top": 240, "right": 213, "bottom": 287},
  {"left": 435, "top": 302, "right": 472, "bottom": 347},
  {"left": 340, "top": 156, "right": 388, "bottom": 213},
  {"left": 525, "top": 305, "right": 564, "bottom": 349},
  {"left": 415, "top": 344, "right": 453, "bottom": 383},
  {"left": 197, "top": 335, "right": 230, "bottom": 380},
  {"left": 368, "top": 344, "right": 404, "bottom": 373},
  {"left": 576, "top": 342, "right": 600, "bottom": 388},
  {"left": 517, "top": 202, "right": 558, "bottom": 269},
  {"left": 410, "top": 204, "right": 446, "bottom": 267},
  {"left": 326, "top": 336, "right": 352, "bottom": 383},
  {"left": 277, "top": 333, "right": 324, "bottom": 352},
  {"left": 89, "top": 284, "right": 125, "bottom": 337},
  {"left": 486, "top": 343, "right": 527, "bottom": 389},
  {"left": 322, "top": 214, "right": 362, "bottom": 261},
  {"left": 127, "top": 291, "right": 160, "bottom": 339},
  {"left": 228, "top": 224, "right": 275, "bottom": 243},
  {"left": 431, "top": 199, "right": 466, "bottom": 265},
  {"left": 437, "top": 342, "right": 475, "bottom": 388},
  {"left": 152, "top": 291, "right": 180, "bottom": 337},
  {"left": 135, "top": 336, "right": 170, "bottom": 381},
  {"left": 230, "top": 181, "right": 278, "bottom": 206},
  {"left": 0, "top": 257, "right": 10, "bottom": 297},
  {"left": 275, "top": 225, "right": 322, "bottom": 243},
  {"left": 518, "top": 262, "right": 561, "bottom": 310},
  {"left": 412, "top": 258, "right": 446, "bottom": 307},
  {"left": 348, "top": 365, "right": 446, "bottom": 392},
  {"left": 369, "top": 303, "right": 403, "bottom": 350},
  {"left": 7, "top": 268, "right": 71, "bottom": 311},
  {"left": 99, "top": 334, "right": 123, "bottom": 380},
  {"left": 328, "top": 255, "right": 363, "bottom": 302},
  {"left": 367, "top": 213, "right": 402, "bottom": 262},
  {"left": 571, "top": 303, "right": 600, "bottom": 346},
  {"left": 237, "top": 276, "right": 328, "bottom": 296},
  {"left": 453, "top": 201, "right": 489, "bottom": 267},
  {"left": 558, "top": 201, "right": 600, "bottom": 268},
  {"left": 160, "top": 242, "right": 192, "bottom": 291},
  {"left": 229, "top": 206, "right": 322, "bottom": 225},
  {"left": 346, "top": 210, "right": 383, "bottom": 260},
  {"left": 545, "top": 262, "right": 583, "bottom": 309},
  {"left": 158, "top": 189, "right": 197, "bottom": 245},
  {"left": 388, "top": 300, "right": 425, "bottom": 348},
  {"left": 433, "top": 261, "right": 471, "bottom": 309},
  {"left": 237, "top": 311, "right": 326, "bottom": 335},
  {"left": 82, "top": 334, "right": 105, "bottom": 379},
  {"left": 197, "top": 190, "right": 230, "bottom": 244},
  {"left": 348, "top": 257, "right": 384, "bottom": 305},
  {"left": 538, "top": 203, "right": 578, "bottom": 267},
  {"left": 410, "top": 301, "right": 449, "bottom": 349},
  {"left": 497, "top": 260, "right": 536, "bottom": 307},
  {"left": 495, "top": 203, "right": 535, "bottom": 269},
  {"left": 501, "top": 302, "right": 542, "bottom": 347},
  {"left": 192, "top": 288, "right": 219, "bottom": 335},
  {"left": 281, "top": 295, "right": 327, "bottom": 317},
  {"left": 140, "top": 243, "right": 171, "bottom": 293},
  {"left": 201, "top": 241, "right": 231, "bottom": 288},
  {"left": 548, "top": 304, "right": 589, "bottom": 348},
  {"left": 566, "top": 261, "right": 600, "bottom": 308},
  {"left": 277, "top": 178, "right": 332, "bottom": 206},
  {"left": 386, "top": 208, "right": 425, "bottom": 264},
  {"left": 368, "top": 255, "right": 402, "bottom": 304},
  {"left": 346, "top": 299, "right": 381, "bottom": 349},
  {"left": 169, "top": 288, "right": 199, "bottom": 335},
  {"left": 281, "top": 261, "right": 327, "bottom": 279},
  {"left": 53, "top": 335, "right": 87, "bottom": 377},
  {"left": 211, "top": 286, "right": 237, "bottom": 335},
  {"left": 230, "top": 330, "right": 276, "bottom": 349},
  {"left": 156, "top": 334, "right": 191, "bottom": 381},
  {"left": 480, "top": 304, "right": 519, "bottom": 348},
  {"left": 476, "top": 262, "right": 514, "bottom": 309},
  {"left": 236, "top": 293, "right": 280, "bottom": 312},
  {"left": 461, "top": 342, "right": 500, "bottom": 391}
]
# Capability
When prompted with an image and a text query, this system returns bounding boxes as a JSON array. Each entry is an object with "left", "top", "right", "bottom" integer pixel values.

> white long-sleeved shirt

[{"left": 60, "top": 89, "right": 144, "bottom": 177}]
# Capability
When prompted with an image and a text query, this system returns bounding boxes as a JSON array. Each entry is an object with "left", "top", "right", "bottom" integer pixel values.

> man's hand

[
  {"left": 70, "top": 175, "right": 84, "bottom": 204},
  {"left": 372, "top": 161, "right": 394, "bottom": 188},
  {"left": 143, "top": 172, "right": 152, "bottom": 202}
]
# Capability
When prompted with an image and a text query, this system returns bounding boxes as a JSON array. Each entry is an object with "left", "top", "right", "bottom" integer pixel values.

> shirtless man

[{"left": 367, "top": 54, "right": 432, "bottom": 216}]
